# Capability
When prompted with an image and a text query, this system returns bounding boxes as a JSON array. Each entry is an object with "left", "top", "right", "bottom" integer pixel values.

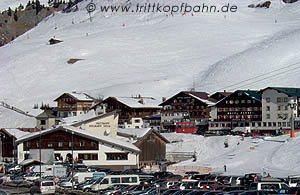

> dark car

[
  {"left": 73, "top": 164, "right": 88, "bottom": 172},
  {"left": 166, "top": 174, "right": 183, "bottom": 181},
  {"left": 153, "top": 171, "right": 174, "bottom": 179},
  {"left": 161, "top": 189, "right": 181, "bottom": 195}
]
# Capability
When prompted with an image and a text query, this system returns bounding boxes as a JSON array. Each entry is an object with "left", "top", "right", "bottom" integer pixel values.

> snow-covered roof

[
  {"left": 16, "top": 125, "right": 140, "bottom": 153},
  {"left": 60, "top": 110, "right": 97, "bottom": 125},
  {"left": 188, "top": 93, "right": 216, "bottom": 106},
  {"left": 117, "top": 128, "right": 151, "bottom": 138},
  {"left": 2, "top": 128, "right": 30, "bottom": 139},
  {"left": 54, "top": 92, "right": 93, "bottom": 102},
  {"left": 117, "top": 128, "right": 169, "bottom": 143},
  {"left": 19, "top": 159, "right": 46, "bottom": 166},
  {"left": 111, "top": 97, "right": 161, "bottom": 108}
]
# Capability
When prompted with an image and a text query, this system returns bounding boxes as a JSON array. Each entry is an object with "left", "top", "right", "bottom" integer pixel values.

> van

[
  {"left": 30, "top": 180, "right": 56, "bottom": 195},
  {"left": 249, "top": 182, "right": 290, "bottom": 192},
  {"left": 59, "top": 172, "right": 106, "bottom": 188},
  {"left": 90, "top": 174, "right": 140, "bottom": 192},
  {"left": 288, "top": 175, "right": 300, "bottom": 187}
]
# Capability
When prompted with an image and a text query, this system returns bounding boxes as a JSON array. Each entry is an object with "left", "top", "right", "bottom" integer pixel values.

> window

[
  {"left": 241, "top": 100, "right": 245, "bottom": 104},
  {"left": 134, "top": 119, "right": 140, "bottom": 123},
  {"left": 106, "top": 153, "right": 128, "bottom": 160},
  {"left": 58, "top": 142, "right": 63, "bottom": 147},
  {"left": 263, "top": 122, "right": 267, "bottom": 127},
  {"left": 101, "top": 179, "right": 109, "bottom": 184},
  {"left": 36, "top": 143, "right": 40, "bottom": 147},
  {"left": 69, "top": 142, "right": 73, "bottom": 147},
  {"left": 80, "top": 142, "right": 85, "bottom": 147},
  {"left": 247, "top": 100, "right": 251, "bottom": 103},
  {"left": 285, "top": 106, "right": 288, "bottom": 110},
  {"left": 278, "top": 122, "right": 281, "bottom": 127},
  {"left": 283, "top": 122, "right": 286, "bottom": 127},
  {"left": 266, "top": 114, "right": 270, "bottom": 119},
  {"left": 48, "top": 143, "right": 53, "bottom": 147},
  {"left": 268, "top": 122, "right": 272, "bottom": 127},
  {"left": 40, "top": 120, "right": 46, "bottom": 125},
  {"left": 273, "top": 122, "right": 276, "bottom": 127},
  {"left": 91, "top": 142, "right": 97, "bottom": 147},
  {"left": 73, "top": 112, "right": 77, "bottom": 116},
  {"left": 121, "top": 177, "right": 138, "bottom": 183},
  {"left": 111, "top": 178, "right": 121, "bottom": 184},
  {"left": 278, "top": 106, "right": 281, "bottom": 111},
  {"left": 284, "top": 97, "right": 288, "bottom": 102},
  {"left": 78, "top": 153, "right": 98, "bottom": 160},
  {"left": 26, "top": 142, "right": 31, "bottom": 147},
  {"left": 266, "top": 106, "right": 270, "bottom": 111},
  {"left": 266, "top": 97, "right": 270, "bottom": 103},
  {"left": 277, "top": 97, "right": 282, "bottom": 103},
  {"left": 24, "top": 153, "right": 30, "bottom": 160}
]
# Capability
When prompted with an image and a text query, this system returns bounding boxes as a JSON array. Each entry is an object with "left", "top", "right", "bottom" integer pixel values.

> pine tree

[
  {"left": 36, "top": 0, "right": 41, "bottom": 15},
  {"left": 7, "top": 7, "right": 12, "bottom": 17},
  {"left": 14, "top": 8, "right": 18, "bottom": 21}
]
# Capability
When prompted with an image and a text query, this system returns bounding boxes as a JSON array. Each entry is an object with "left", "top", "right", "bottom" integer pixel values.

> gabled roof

[
  {"left": 117, "top": 128, "right": 169, "bottom": 143},
  {"left": 54, "top": 92, "right": 93, "bottom": 102},
  {"left": 104, "top": 97, "right": 161, "bottom": 108},
  {"left": 1, "top": 128, "right": 30, "bottom": 139},
  {"left": 16, "top": 125, "right": 140, "bottom": 153},
  {"left": 213, "top": 90, "right": 261, "bottom": 107},
  {"left": 238, "top": 90, "right": 261, "bottom": 101},
  {"left": 70, "top": 111, "right": 118, "bottom": 126},
  {"left": 261, "top": 87, "right": 300, "bottom": 97},
  {"left": 36, "top": 111, "right": 57, "bottom": 119},
  {"left": 160, "top": 91, "right": 217, "bottom": 106}
]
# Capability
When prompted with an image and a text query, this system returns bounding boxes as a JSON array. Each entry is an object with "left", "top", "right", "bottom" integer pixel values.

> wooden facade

[
  {"left": 0, "top": 130, "right": 16, "bottom": 161},
  {"left": 100, "top": 97, "right": 161, "bottom": 124},
  {"left": 160, "top": 91, "right": 216, "bottom": 131},
  {"left": 214, "top": 90, "right": 262, "bottom": 122},
  {"left": 23, "top": 130, "right": 99, "bottom": 152},
  {"left": 134, "top": 131, "right": 167, "bottom": 165},
  {"left": 55, "top": 93, "right": 93, "bottom": 117}
]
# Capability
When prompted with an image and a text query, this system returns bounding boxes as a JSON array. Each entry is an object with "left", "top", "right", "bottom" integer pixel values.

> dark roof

[
  {"left": 210, "top": 91, "right": 232, "bottom": 97},
  {"left": 213, "top": 90, "right": 261, "bottom": 107},
  {"left": 238, "top": 90, "right": 261, "bottom": 101},
  {"left": 261, "top": 87, "right": 300, "bottom": 97},
  {"left": 160, "top": 91, "right": 217, "bottom": 106}
]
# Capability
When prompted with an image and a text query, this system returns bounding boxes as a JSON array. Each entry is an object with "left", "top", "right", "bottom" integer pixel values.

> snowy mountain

[
  {"left": 165, "top": 132, "right": 300, "bottom": 177},
  {"left": 1, "top": 0, "right": 300, "bottom": 127}
]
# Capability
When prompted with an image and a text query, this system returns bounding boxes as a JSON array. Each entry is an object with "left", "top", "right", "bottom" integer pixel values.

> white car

[{"left": 8, "top": 165, "right": 22, "bottom": 173}]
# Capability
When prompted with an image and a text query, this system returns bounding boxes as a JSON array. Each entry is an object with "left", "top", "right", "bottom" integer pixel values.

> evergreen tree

[
  {"left": 36, "top": 0, "right": 41, "bottom": 15},
  {"left": 14, "top": 8, "right": 18, "bottom": 21},
  {"left": 7, "top": 7, "right": 12, "bottom": 17}
]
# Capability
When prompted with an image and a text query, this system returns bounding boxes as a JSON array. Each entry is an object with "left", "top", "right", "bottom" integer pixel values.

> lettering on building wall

[{"left": 89, "top": 122, "right": 111, "bottom": 128}]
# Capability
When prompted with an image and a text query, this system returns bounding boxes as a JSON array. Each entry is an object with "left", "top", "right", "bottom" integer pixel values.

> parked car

[
  {"left": 30, "top": 180, "right": 56, "bottom": 195},
  {"left": 249, "top": 182, "right": 290, "bottom": 193}
]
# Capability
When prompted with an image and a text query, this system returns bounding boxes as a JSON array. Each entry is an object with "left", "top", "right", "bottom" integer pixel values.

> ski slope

[
  {"left": 1, "top": 0, "right": 300, "bottom": 127},
  {"left": 0, "top": 0, "right": 50, "bottom": 11},
  {"left": 165, "top": 132, "right": 300, "bottom": 177}
]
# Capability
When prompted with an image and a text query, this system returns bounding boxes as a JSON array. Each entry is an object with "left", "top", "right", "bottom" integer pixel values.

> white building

[
  {"left": 16, "top": 125, "right": 140, "bottom": 170},
  {"left": 260, "top": 87, "right": 300, "bottom": 132}
]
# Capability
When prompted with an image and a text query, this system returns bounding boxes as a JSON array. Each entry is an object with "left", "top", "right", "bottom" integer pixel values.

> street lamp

[
  {"left": 288, "top": 102, "right": 297, "bottom": 138},
  {"left": 71, "top": 131, "right": 74, "bottom": 190}
]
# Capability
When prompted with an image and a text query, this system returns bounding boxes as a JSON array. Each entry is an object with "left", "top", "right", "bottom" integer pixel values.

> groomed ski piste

[{"left": 164, "top": 132, "right": 300, "bottom": 178}]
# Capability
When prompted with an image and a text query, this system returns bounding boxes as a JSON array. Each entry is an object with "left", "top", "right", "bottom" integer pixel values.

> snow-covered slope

[
  {"left": 1, "top": 0, "right": 300, "bottom": 127},
  {"left": 165, "top": 132, "right": 300, "bottom": 177},
  {"left": 0, "top": 0, "right": 50, "bottom": 11}
]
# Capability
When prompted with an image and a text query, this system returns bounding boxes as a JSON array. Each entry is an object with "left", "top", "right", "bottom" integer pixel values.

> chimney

[
  {"left": 138, "top": 99, "right": 144, "bottom": 104},
  {"left": 162, "top": 97, "right": 166, "bottom": 102}
]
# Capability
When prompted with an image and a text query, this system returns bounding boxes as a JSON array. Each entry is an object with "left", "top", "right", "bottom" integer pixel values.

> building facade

[
  {"left": 117, "top": 128, "right": 169, "bottom": 166},
  {"left": 16, "top": 126, "right": 140, "bottom": 170},
  {"left": 209, "top": 90, "right": 262, "bottom": 132},
  {"left": 159, "top": 91, "right": 216, "bottom": 131},
  {"left": 54, "top": 92, "right": 94, "bottom": 118},
  {"left": 260, "top": 87, "right": 300, "bottom": 132},
  {"left": 91, "top": 96, "right": 161, "bottom": 128}
]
